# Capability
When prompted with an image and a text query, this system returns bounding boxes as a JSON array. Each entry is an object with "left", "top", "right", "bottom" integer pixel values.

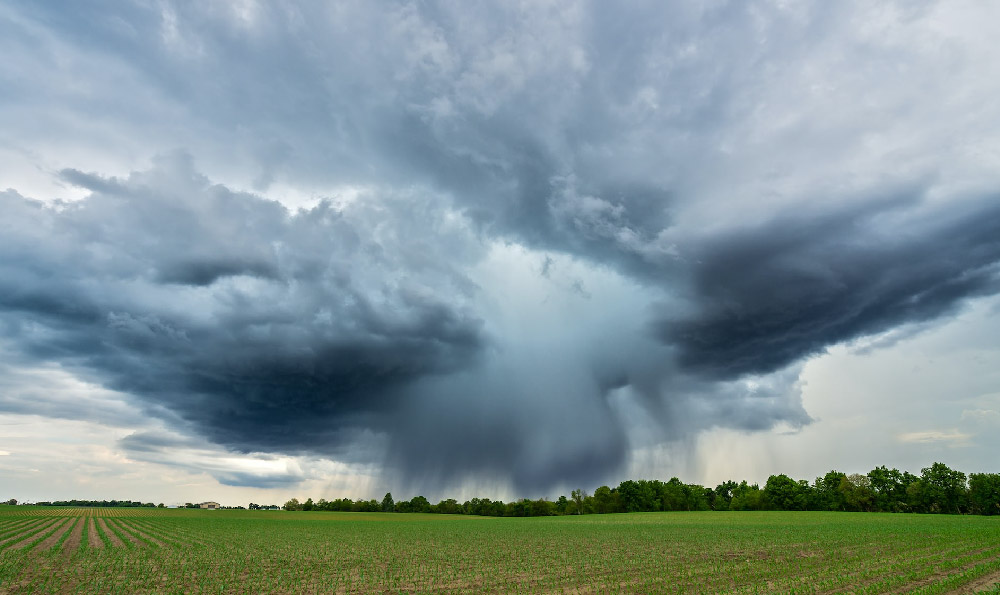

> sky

[{"left": 2, "top": 1, "right": 1000, "bottom": 507}]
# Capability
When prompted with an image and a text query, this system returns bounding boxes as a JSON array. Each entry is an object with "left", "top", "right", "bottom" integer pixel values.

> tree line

[
  {"left": 31, "top": 499, "right": 163, "bottom": 508},
  {"left": 282, "top": 463, "right": 1000, "bottom": 517}
]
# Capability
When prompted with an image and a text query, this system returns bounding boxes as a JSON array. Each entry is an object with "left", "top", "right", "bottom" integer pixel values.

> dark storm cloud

[
  {"left": 4, "top": 1, "right": 1000, "bottom": 493},
  {"left": 660, "top": 197, "right": 1000, "bottom": 379},
  {"left": 0, "top": 154, "right": 486, "bottom": 458}
]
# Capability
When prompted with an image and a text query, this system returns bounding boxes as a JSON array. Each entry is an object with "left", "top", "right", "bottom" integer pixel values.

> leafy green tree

[
  {"left": 906, "top": 480, "right": 927, "bottom": 513},
  {"left": 593, "top": 486, "right": 619, "bottom": 514},
  {"left": 617, "top": 480, "right": 642, "bottom": 512},
  {"left": 555, "top": 495, "right": 569, "bottom": 514},
  {"left": 570, "top": 489, "right": 586, "bottom": 514},
  {"left": 867, "top": 466, "right": 914, "bottom": 512},
  {"left": 813, "top": 471, "right": 847, "bottom": 511},
  {"left": 920, "top": 462, "right": 967, "bottom": 514},
  {"left": 302, "top": 497, "right": 314, "bottom": 511},
  {"left": 394, "top": 500, "right": 412, "bottom": 513},
  {"left": 435, "top": 498, "right": 461, "bottom": 514},
  {"left": 529, "top": 498, "right": 556, "bottom": 516},
  {"left": 409, "top": 495, "right": 431, "bottom": 513},
  {"left": 690, "top": 484, "right": 712, "bottom": 511},
  {"left": 765, "top": 474, "right": 808, "bottom": 511},
  {"left": 381, "top": 493, "right": 395, "bottom": 512},
  {"left": 730, "top": 481, "right": 765, "bottom": 511},
  {"left": 283, "top": 498, "right": 300, "bottom": 511},
  {"left": 712, "top": 481, "right": 738, "bottom": 511},
  {"left": 968, "top": 473, "right": 1000, "bottom": 515},
  {"left": 839, "top": 474, "right": 874, "bottom": 512},
  {"left": 659, "top": 478, "right": 688, "bottom": 511}
]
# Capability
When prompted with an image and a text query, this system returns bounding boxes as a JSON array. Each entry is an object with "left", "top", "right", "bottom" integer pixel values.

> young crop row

[
  {"left": 1, "top": 510, "right": 999, "bottom": 593},
  {"left": 0, "top": 516, "right": 192, "bottom": 554},
  {"left": 0, "top": 507, "right": 167, "bottom": 518}
]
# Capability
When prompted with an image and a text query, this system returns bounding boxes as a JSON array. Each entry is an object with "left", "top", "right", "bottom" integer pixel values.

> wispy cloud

[{"left": 897, "top": 430, "right": 972, "bottom": 446}]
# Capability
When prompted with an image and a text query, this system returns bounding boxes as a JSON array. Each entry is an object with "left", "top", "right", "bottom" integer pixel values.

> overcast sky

[{"left": 2, "top": 1, "right": 1000, "bottom": 506}]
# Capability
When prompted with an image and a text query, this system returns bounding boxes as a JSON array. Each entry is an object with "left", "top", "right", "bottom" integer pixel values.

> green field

[{"left": 2, "top": 507, "right": 1000, "bottom": 593}]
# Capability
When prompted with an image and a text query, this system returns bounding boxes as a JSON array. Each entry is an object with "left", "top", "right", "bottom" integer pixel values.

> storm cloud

[
  {"left": 1, "top": 153, "right": 486, "bottom": 458},
  {"left": 3, "top": 1, "right": 1000, "bottom": 495},
  {"left": 661, "top": 196, "right": 1000, "bottom": 379}
]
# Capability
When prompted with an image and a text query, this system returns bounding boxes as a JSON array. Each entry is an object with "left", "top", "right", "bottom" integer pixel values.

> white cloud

[{"left": 897, "top": 430, "right": 972, "bottom": 446}]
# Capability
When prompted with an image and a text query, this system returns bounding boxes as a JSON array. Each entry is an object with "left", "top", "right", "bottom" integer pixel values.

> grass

[{"left": 1, "top": 507, "right": 999, "bottom": 593}]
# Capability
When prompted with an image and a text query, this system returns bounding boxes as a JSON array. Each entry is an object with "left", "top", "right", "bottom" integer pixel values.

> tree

[
  {"left": 4, "top": 499, "right": 16, "bottom": 506},
  {"left": 283, "top": 498, "right": 300, "bottom": 511},
  {"left": 394, "top": 500, "right": 412, "bottom": 513},
  {"left": 593, "top": 486, "right": 619, "bottom": 514},
  {"left": 409, "top": 495, "right": 431, "bottom": 513},
  {"left": 660, "top": 478, "right": 688, "bottom": 511},
  {"left": 920, "top": 462, "right": 967, "bottom": 514},
  {"left": 713, "top": 481, "right": 739, "bottom": 511},
  {"left": 730, "top": 482, "right": 765, "bottom": 511},
  {"left": 555, "top": 495, "right": 569, "bottom": 514},
  {"left": 839, "top": 474, "right": 874, "bottom": 512},
  {"left": 867, "top": 466, "right": 913, "bottom": 512},
  {"left": 814, "top": 471, "right": 847, "bottom": 511},
  {"left": 302, "top": 497, "right": 314, "bottom": 511},
  {"left": 529, "top": 498, "right": 556, "bottom": 516},
  {"left": 764, "top": 474, "right": 808, "bottom": 511},
  {"left": 969, "top": 473, "right": 1000, "bottom": 515},
  {"left": 435, "top": 498, "right": 460, "bottom": 514},
  {"left": 570, "top": 489, "right": 586, "bottom": 514},
  {"left": 381, "top": 493, "right": 395, "bottom": 512}
]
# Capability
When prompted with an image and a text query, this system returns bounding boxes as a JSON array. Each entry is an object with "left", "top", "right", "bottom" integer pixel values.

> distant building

[{"left": 199, "top": 501, "right": 220, "bottom": 509}]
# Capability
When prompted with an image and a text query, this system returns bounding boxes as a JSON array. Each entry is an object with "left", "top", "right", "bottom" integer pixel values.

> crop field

[{"left": 1, "top": 507, "right": 1000, "bottom": 594}]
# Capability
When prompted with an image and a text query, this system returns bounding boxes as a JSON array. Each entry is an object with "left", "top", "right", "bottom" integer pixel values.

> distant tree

[
  {"left": 302, "top": 497, "right": 314, "bottom": 511},
  {"left": 409, "top": 495, "right": 431, "bottom": 513},
  {"left": 920, "top": 462, "right": 967, "bottom": 514},
  {"left": 906, "top": 480, "right": 927, "bottom": 513},
  {"left": 593, "top": 486, "right": 619, "bottom": 514},
  {"left": 4, "top": 499, "right": 16, "bottom": 506},
  {"left": 969, "top": 473, "right": 1000, "bottom": 515},
  {"left": 435, "top": 498, "right": 460, "bottom": 514},
  {"left": 813, "top": 471, "right": 847, "bottom": 511},
  {"left": 685, "top": 484, "right": 711, "bottom": 511},
  {"left": 555, "top": 495, "right": 569, "bottom": 514},
  {"left": 617, "top": 480, "right": 655, "bottom": 512},
  {"left": 381, "top": 493, "right": 395, "bottom": 512},
  {"left": 660, "top": 479, "right": 687, "bottom": 511},
  {"left": 765, "top": 474, "right": 808, "bottom": 511},
  {"left": 713, "top": 481, "right": 738, "bottom": 511},
  {"left": 283, "top": 498, "right": 301, "bottom": 511},
  {"left": 839, "top": 474, "right": 874, "bottom": 512},
  {"left": 394, "top": 500, "right": 412, "bottom": 513},
  {"left": 730, "top": 482, "right": 765, "bottom": 511},
  {"left": 157, "top": 503, "right": 165, "bottom": 508},
  {"left": 570, "top": 489, "right": 586, "bottom": 514},
  {"left": 867, "top": 466, "right": 915, "bottom": 512}
]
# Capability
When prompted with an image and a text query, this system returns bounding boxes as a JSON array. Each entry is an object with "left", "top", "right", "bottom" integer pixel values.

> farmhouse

[{"left": 199, "top": 501, "right": 220, "bottom": 509}]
